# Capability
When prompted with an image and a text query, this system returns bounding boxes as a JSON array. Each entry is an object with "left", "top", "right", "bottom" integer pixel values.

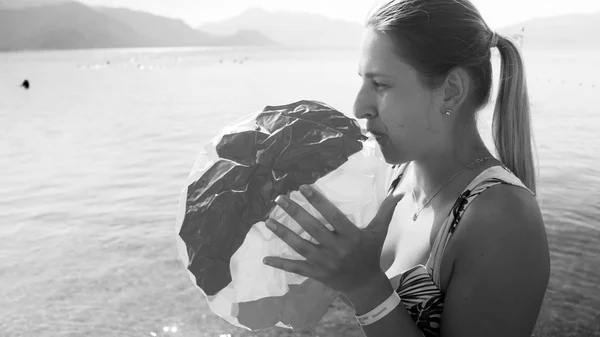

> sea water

[{"left": 0, "top": 47, "right": 599, "bottom": 337}]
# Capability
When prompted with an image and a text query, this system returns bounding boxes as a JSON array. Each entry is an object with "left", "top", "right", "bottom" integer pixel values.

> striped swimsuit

[{"left": 386, "top": 163, "right": 535, "bottom": 337}]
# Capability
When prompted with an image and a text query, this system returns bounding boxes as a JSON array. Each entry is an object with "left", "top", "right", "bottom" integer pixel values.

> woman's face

[{"left": 353, "top": 27, "right": 447, "bottom": 164}]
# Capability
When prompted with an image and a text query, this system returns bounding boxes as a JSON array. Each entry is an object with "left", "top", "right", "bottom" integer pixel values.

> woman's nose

[{"left": 353, "top": 87, "right": 377, "bottom": 120}]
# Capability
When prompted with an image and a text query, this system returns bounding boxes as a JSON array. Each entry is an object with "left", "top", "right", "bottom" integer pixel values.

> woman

[{"left": 261, "top": 0, "right": 551, "bottom": 336}]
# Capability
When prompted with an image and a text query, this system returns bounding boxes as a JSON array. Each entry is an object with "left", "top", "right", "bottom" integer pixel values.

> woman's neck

[{"left": 409, "top": 134, "right": 495, "bottom": 205}]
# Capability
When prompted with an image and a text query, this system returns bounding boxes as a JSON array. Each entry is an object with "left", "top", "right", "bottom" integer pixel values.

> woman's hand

[{"left": 263, "top": 184, "right": 405, "bottom": 296}]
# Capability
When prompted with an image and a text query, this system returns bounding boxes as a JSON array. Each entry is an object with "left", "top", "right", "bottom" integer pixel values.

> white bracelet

[{"left": 354, "top": 290, "right": 402, "bottom": 326}]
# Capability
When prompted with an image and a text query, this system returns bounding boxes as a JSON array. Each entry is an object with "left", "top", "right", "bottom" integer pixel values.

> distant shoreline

[
  {"left": 3, "top": 47, "right": 600, "bottom": 57},
  {"left": 0, "top": 45, "right": 363, "bottom": 55}
]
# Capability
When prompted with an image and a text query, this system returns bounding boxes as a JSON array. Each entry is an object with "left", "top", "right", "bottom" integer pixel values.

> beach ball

[{"left": 175, "top": 100, "right": 390, "bottom": 331}]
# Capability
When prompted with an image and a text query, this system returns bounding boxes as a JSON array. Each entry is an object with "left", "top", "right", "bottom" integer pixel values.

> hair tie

[{"left": 490, "top": 31, "right": 499, "bottom": 48}]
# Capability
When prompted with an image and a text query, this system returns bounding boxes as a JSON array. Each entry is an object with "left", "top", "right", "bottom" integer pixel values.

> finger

[
  {"left": 274, "top": 194, "right": 337, "bottom": 246},
  {"left": 297, "top": 184, "right": 352, "bottom": 233},
  {"left": 266, "top": 218, "right": 322, "bottom": 260},
  {"left": 367, "top": 192, "right": 406, "bottom": 230},
  {"left": 298, "top": 185, "right": 356, "bottom": 235},
  {"left": 262, "top": 256, "right": 321, "bottom": 280}
]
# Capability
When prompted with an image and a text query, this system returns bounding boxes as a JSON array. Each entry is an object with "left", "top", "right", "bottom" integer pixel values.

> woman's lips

[{"left": 368, "top": 130, "right": 386, "bottom": 141}]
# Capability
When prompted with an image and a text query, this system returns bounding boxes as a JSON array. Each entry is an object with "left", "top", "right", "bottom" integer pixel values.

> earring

[{"left": 445, "top": 109, "right": 453, "bottom": 116}]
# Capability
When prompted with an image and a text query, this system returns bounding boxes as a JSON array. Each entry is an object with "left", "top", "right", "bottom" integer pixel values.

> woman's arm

[
  {"left": 347, "top": 184, "right": 550, "bottom": 337},
  {"left": 439, "top": 184, "right": 550, "bottom": 337}
]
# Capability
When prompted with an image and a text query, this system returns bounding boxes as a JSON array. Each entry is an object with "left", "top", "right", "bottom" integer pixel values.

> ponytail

[{"left": 493, "top": 35, "right": 537, "bottom": 195}]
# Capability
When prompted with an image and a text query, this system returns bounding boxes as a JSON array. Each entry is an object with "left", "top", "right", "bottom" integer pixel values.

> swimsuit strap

[{"left": 427, "top": 165, "right": 535, "bottom": 287}]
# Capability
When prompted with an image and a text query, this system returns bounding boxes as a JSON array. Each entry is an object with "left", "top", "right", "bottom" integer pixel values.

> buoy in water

[{"left": 20, "top": 79, "right": 30, "bottom": 90}]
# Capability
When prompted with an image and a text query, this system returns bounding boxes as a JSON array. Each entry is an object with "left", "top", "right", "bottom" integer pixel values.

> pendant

[{"left": 412, "top": 212, "right": 418, "bottom": 221}]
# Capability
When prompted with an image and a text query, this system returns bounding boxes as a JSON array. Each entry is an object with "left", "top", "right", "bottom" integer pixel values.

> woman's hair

[{"left": 367, "top": 0, "right": 537, "bottom": 195}]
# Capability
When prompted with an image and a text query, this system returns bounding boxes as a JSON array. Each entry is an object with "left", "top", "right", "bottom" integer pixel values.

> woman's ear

[{"left": 441, "top": 67, "right": 470, "bottom": 112}]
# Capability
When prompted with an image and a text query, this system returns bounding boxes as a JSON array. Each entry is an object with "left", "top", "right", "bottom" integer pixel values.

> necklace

[{"left": 411, "top": 157, "right": 493, "bottom": 221}]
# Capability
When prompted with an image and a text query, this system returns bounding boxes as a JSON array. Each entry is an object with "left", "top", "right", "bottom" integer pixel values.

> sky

[{"left": 41, "top": 0, "right": 600, "bottom": 28}]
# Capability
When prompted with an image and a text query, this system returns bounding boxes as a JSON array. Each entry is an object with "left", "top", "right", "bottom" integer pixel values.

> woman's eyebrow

[{"left": 357, "top": 70, "right": 391, "bottom": 79}]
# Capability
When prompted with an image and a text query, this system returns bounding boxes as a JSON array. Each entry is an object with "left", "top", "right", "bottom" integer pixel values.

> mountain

[
  {"left": 3, "top": 1, "right": 596, "bottom": 52},
  {"left": 0, "top": 2, "right": 147, "bottom": 50},
  {"left": 198, "top": 6, "right": 600, "bottom": 51},
  {"left": 0, "top": 2, "right": 278, "bottom": 51},
  {"left": 208, "top": 29, "right": 281, "bottom": 46},
  {"left": 498, "top": 12, "right": 600, "bottom": 50},
  {"left": 94, "top": 6, "right": 216, "bottom": 47},
  {"left": 0, "top": 0, "right": 69, "bottom": 9},
  {"left": 197, "top": 7, "right": 365, "bottom": 49}
]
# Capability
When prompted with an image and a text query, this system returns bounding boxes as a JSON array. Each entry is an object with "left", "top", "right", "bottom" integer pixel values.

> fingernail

[
  {"left": 265, "top": 219, "right": 277, "bottom": 231},
  {"left": 263, "top": 258, "right": 272, "bottom": 265},
  {"left": 300, "top": 185, "right": 312, "bottom": 197},
  {"left": 275, "top": 195, "right": 289, "bottom": 208}
]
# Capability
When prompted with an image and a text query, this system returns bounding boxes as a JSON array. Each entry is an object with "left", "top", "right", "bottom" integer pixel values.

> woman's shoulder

[
  {"left": 450, "top": 176, "right": 548, "bottom": 269},
  {"left": 442, "top": 164, "right": 549, "bottom": 277},
  {"left": 439, "top": 181, "right": 551, "bottom": 337},
  {"left": 464, "top": 165, "right": 535, "bottom": 197}
]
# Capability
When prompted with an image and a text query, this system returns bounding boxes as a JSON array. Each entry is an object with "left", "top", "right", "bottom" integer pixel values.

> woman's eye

[{"left": 372, "top": 80, "right": 386, "bottom": 89}]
